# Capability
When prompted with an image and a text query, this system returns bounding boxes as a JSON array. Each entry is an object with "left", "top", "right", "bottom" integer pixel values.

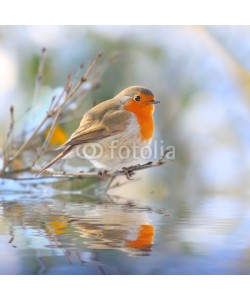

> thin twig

[
  {"left": 31, "top": 94, "right": 66, "bottom": 166},
  {"left": 9, "top": 52, "right": 102, "bottom": 163},
  {"left": 30, "top": 168, "right": 99, "bottom": 178},
  {"left": 2, "top": 106, "right": 14, "bottom": 154},
  {"left": 2, "top": 106, "right": 15, "bottom": 172},
  {"left": 32, "top": 47, "right": 46, "bottom": 106},
  {"left": 158, "top": 148, "right": 170, "bottom": 163},
  {"left": 74, "top": 63, "right": 84, "bottom": 82}
]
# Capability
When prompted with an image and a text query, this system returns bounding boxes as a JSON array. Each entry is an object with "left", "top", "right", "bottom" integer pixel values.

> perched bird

[{"left": 36, "top": 86, "right": 160, "bottom": 176}]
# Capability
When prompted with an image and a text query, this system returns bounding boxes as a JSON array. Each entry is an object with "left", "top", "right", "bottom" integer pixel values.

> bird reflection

[
  {"left": 0, "top": 195, "right": 170, "bottom": 274},
  {"left": 0, "top": 194, "right": 161, "bottom": 270},
  {"left": 44, "top": 199, "right": 155, "bottom": 255},
  {"left": 126, "top": 224, "right": 154, "bottom": 252}
]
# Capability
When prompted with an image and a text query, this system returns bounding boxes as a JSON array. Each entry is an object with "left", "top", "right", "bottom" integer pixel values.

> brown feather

[
  {"left": 61, "top": 108, "right": 132, "bottom": 148},
  {"left": 35, "top": 146, "right": 73, "bottom": 176}
]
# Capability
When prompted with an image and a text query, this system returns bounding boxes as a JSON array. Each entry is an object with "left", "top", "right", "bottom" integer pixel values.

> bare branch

[
  {"left": 9, "top": 52, "right": 102, "bottom": 163},
  {"left": 1, "top": 153, "right": 173, "bottom": 181},
  {"left": 30, "top": 150, "right": 174, "bottom": 180}
]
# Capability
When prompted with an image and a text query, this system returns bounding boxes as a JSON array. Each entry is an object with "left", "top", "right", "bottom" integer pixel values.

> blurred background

[{"left": 0, "top": 26, "right": 250, "bottom": 274}]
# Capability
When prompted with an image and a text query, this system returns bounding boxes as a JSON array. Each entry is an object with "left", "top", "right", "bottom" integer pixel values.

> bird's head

[{"left": 116, "top": 86, "right": 160, "bottom": 116}]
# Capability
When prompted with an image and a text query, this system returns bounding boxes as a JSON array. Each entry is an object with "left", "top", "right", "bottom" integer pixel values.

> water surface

[{"left": 0, "top": 177, "right": 249, "bottom": 275}]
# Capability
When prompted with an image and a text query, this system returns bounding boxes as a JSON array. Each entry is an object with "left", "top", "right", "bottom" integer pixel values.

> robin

[{"left": 36, "top": 86, "right": 160, "bottom": 176}]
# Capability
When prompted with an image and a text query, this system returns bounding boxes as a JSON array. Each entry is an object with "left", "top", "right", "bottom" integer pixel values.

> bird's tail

[{"left": 35, "top": 146, "right": 73, "bottom": 177}]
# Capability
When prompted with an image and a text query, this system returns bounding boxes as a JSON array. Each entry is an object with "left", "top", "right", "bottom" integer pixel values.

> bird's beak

[{"left": 146, "top": 100, "right": 160, "bottom": 104}]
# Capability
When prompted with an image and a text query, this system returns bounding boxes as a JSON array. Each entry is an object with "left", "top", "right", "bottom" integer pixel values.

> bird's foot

[
  {"left": 122, "top": 167, "right": 135, "bottom": 180},
  {"left": 98, "top": 169, "right": 109, "bottom": 180}
]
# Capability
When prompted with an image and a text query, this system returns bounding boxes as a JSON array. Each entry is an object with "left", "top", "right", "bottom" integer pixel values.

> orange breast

[
  {"left": 135, "top": 114, "right": 154, "bottom": 141},
  {"left": 124, "top": 99, "right": 155, "bottom": 142}
]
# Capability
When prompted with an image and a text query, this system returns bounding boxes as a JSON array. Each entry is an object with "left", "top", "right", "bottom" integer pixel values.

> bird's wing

[{"left": 61, "top": 109, "right": 132, "bottom": 147}]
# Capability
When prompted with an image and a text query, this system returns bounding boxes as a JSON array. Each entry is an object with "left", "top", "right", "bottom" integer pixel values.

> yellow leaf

[
  {"left": 44, "top": 124, "right": 67, "bottom": 146},
  {"left": 45, "top": 217, "right": 68, "bottom": 235}
]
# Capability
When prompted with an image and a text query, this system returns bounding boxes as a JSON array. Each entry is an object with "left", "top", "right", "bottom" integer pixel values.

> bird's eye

[{"left": 134, "top": 95, "right": 141, "bottom": 101}]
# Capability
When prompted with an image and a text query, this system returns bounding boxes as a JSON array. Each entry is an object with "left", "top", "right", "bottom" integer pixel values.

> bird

[{"left": 36, "top": 86, "right": 160, "bottom": 176}]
